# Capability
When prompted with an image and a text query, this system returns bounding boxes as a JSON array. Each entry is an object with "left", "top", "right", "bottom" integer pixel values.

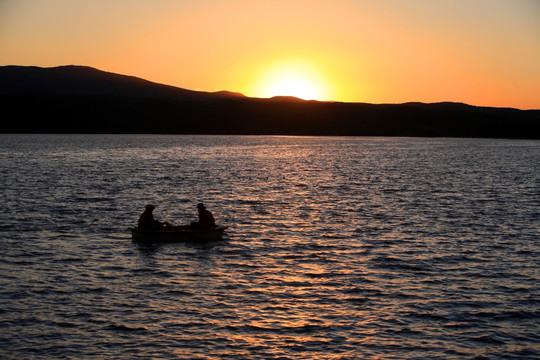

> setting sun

[
  {"left": 250, "top": 60, "right": 333, "bottom": 101},
  {"left": 265, "top": 77, "right": 321, "bottom": 100}
]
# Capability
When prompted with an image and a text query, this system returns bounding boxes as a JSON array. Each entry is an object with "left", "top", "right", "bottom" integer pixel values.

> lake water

[{"left": 0, "top": 134, "right": 538, "bottom": 359}]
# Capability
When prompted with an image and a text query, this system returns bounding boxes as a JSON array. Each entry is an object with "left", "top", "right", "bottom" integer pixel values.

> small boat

[{"left": 131, "top": 225, "right": 228, "bottom": 243}]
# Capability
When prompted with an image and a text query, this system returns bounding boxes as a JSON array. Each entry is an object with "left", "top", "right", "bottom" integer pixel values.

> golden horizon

[{"left": 1, "top": 0, "right": 539, "bottom": 109}]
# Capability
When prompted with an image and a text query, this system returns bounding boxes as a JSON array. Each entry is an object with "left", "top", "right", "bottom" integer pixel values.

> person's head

[
  {"left": 145, "top": 204, "right": 155, "bottom": 212},
  {"left": 197, "top": 203, "right": 205, "bottom": 211}
]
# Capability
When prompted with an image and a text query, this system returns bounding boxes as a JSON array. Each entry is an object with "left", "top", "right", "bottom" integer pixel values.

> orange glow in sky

[{"left": 1, "top": 0, "right": 539, "bottom": 109}]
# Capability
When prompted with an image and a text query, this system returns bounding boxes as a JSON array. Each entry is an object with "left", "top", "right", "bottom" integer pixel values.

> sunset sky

[{"left": 1, "top": 0, "right": 539, "bottom": 109}]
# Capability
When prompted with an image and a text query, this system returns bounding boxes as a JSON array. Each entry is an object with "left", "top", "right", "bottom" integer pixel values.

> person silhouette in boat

[
  {"left": 191, "top": 203, "right": 216, "bottom": 229},
  {"left": 138, "top": 204, "right": 168, "bottom": 230}
]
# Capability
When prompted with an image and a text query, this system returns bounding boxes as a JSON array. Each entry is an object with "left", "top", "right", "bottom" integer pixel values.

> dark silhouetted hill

[
  {"left": 1, "top": 65, "right": 538, "bottom": 139},
  {"left": 0, "top": 65, "right": 244, "bottom": 100}
]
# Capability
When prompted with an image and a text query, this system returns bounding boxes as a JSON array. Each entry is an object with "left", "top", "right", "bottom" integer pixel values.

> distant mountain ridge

[
  {"left": 0, "top": 65, "right": 244, "bottom": 100},
  {"left": 1, "top": 65, "right": 538, "bottom": 139}
]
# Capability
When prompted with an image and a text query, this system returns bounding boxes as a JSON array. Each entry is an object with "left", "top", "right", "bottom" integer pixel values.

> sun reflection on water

[{"left": 1, "top": 135, "right": 539, "bottom": 359}]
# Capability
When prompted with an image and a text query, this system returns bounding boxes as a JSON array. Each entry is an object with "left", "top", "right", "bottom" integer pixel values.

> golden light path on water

[{"left": 0, "top": 135, "right": 538, "bottom": 359}]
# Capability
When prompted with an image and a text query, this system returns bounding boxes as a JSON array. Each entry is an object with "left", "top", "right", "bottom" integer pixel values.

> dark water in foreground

[{"left": 0, "top": 134, "right": 538, "bottom": 359}]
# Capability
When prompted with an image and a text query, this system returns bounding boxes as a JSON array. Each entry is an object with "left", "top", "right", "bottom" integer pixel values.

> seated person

[
  {"left": 191, "top": 203, "right": 216, "bottom": 229},
  {"left": 138, "top": 204, "right": 167, "bottom": 230}
]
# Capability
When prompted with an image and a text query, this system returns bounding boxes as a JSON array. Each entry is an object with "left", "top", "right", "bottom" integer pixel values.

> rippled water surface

[{"left": 1, "top": 134, "right": 539, "bottom": 359}]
